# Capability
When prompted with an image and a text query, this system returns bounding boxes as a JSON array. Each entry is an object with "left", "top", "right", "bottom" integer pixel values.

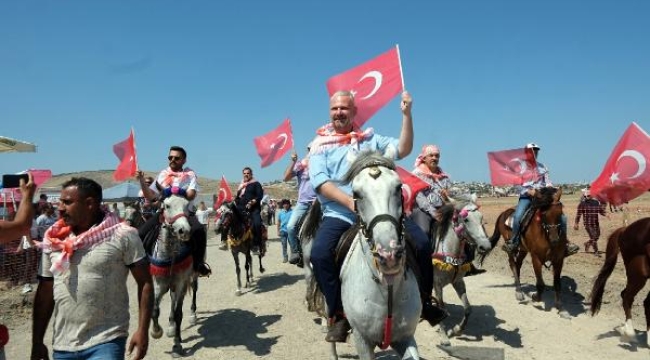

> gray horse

[
  {"left": 431, "top": 194, "right": 491, "bottom": 346},
  {"left": 148, "top": 194, "right": 195, "bottom": 357},
  {"left": 301, "top": 151, "right": 422, "bottom": 360}
]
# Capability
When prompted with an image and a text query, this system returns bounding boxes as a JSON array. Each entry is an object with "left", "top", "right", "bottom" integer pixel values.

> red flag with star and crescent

[
  {"left": 113, "top": 128, "right": 138, "bottom": 181},
  {"left": 326, "top": 46, "right": 404, "bottom": 128},
  {"left": 254, "top": 118, "right": 294, "bottom": 168},
  {"left": 487, "top": 148, "right": 538, "bottom": 186},
  {"left": 214, "top": 175, "right": 233, "bottom": 209},
  {"left": 396, "top": 166, "right": 430, "bottom": 213},
  {"left": 590, "top": 122, "right": 650, "bottom": 206}
]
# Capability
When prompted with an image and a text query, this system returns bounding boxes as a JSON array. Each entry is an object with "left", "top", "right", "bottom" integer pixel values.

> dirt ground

[{"left": 3, "top": 192, "right": 650, "bottom": 359}]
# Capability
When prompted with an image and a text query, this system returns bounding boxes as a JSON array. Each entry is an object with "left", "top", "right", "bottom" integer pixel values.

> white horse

[
  {"left": 301, "top": 151, "right": 422, "bottom": 360},
  {"left": 431, "top": 194, "right": 492, "bottom": 346},
  {"left": 148, "top": 194, "right": 195, "bottom": 357}
]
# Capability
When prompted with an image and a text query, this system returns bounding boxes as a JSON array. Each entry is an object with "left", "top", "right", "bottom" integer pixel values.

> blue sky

[{"left": 1, "top": 1, "right": 649, "bottom": 188}]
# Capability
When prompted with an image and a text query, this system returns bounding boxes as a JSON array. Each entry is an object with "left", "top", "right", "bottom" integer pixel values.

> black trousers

[{"left": 139, "top": 212, "right": 207, "bottom": 269}]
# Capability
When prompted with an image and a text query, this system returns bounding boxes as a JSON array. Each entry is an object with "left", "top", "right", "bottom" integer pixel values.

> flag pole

[
  {"left": 131, "top": 126, "right": 139, "bottom": 172},
  {"left": 396, "top": 44, "right": 406, "bottom": 90}
]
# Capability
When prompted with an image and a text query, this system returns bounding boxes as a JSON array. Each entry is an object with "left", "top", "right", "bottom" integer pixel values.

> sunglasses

[{"left": 168, "top": 156, "right": 183, "bottom": 161}]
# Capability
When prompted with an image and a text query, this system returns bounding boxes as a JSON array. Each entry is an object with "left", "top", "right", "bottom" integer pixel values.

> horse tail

[
  {"left": 299, "top": 200, "right": 321, "bottom": 247},
  {"left": 590, "top": 226, "right": 624, "bottom": 316},
  {"left": 477, "top": 209, "right": 513, "bottom": 265}
]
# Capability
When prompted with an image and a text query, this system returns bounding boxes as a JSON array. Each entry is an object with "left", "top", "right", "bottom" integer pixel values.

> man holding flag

[
  {"left": 501, "top": 143, "right": 580, "bottom": 256},
  {"left": 308, "top": 90, "right": 446, "bottom": 343},
  {"left": 137, "top": 146, "right": 211, "bottom": 277}
]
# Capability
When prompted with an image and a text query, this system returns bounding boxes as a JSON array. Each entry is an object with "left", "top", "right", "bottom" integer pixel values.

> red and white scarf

[
  {"left": 414, "top": 163, "right": 449, "bottom": 182},
  {"left": 159, "top": 167, "right": 196, "bottom": 188},
  {"left": 309, "top": 123, "right": 374, "bottom": 155},
  {"left": 39, "top": 212, "right": 124, "bottom": 276},
  {"left": 237, "top": 178, "right": 259, "bottom": 197}
]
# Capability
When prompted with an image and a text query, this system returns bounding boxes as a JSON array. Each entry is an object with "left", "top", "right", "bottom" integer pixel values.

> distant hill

[{"left": 40, "top": 170, "right": 298, "bottom": 203}]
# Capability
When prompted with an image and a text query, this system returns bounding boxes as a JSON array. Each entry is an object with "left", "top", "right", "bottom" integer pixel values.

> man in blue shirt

[{"left": 309, "top": 90, "right": 446, "bottom": 343}]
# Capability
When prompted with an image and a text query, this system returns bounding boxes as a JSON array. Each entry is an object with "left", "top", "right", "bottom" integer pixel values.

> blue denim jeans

[
  {"left": 53, "top": 337, "right": 126, "bottom": 360},
  {"left": 287, "top": 202, "right": 311, "bottom": 254},
  {"left": 280, "top": 231, "right": 289, "bottom": 260},
  {"left": 511, "top": 196, "right": 568, "bottom": 245}
]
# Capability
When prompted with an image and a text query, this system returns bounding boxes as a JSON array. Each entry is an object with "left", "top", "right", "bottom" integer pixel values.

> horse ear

[{"left": 555, "top": 187, "right": 563, "bottom": 201}]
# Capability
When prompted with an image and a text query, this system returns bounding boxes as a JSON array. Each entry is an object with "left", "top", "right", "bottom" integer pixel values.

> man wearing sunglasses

[{"left": 137, "top": 146, "right": 211, "bottom": 277}]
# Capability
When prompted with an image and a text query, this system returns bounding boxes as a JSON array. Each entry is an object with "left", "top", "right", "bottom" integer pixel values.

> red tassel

[{"left": 379, "top": 316, "right": 392, "bottom": 350}]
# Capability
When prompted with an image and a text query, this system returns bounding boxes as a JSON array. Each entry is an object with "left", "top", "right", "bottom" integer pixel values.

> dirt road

[{"left": 5, "top": 223, "right": 649, "bottom": 359}]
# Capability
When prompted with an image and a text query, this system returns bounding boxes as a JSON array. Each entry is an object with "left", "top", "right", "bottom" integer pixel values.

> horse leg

[
  {"left": 189, "top": 277, "right": 198, "bottom": 325},
  {"left": 233, "top": 251, "right": 243, "bottom": 295},
  {"left": 511, "top": 250, "right": 527, "bottom": 302},
  {"left": 171, "top": 279, "right": 188, "bottom": 357},
  {"left": 392, "top": 337, "right": 420, "bottom": 360},
  {"left": 617, "top": 270, "right": 645, "bottom": 343},
  {"left": 245, "top": 252, "right": 253, "bottom": 288},
  {"left": 553, "top": 259, "right": 570, "bottom": 319},
  {"left": 449, "top": 278, "right": 471, "bottom": 337},
  {"left": 150, "top": 281, "right": 165, "bottom": 339},
  {"left": 258, "top": 253, "right": 266, "bottom": 274},
  {"left": 351, "top": 331, "right": 375, "bottom": 360},
  {"left": 644, "top": 289, "right": 650, "bottom": 348},
  {"left": 167, "top": 289, "right": 177, "bottom": 338},
  {"left": 530, "top": 255, "right": 545, "bottom": 303},
  {"left": 432, "top": 273, "right": 451, "bottom": 346}
]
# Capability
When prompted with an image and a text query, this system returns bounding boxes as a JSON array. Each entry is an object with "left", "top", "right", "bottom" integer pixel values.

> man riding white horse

[
  {"left": 308, "top": 90, "right": 447, "bottom": 343},
  {"left": 410, "top": 144, "right": 486, "bottom": 276},
  {"left": 137, "top": 145, "right": 211, "bottom": 277}
]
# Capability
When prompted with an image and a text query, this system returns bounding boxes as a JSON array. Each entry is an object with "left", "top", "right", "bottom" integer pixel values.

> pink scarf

[
  {"left": 39, "top": 212, "right": 125, "bottom": 276},
  {"left": 238, "top": 178, "right": 259, "bottom": 197},
  {"left": 159, "top": 167, "right": 196, "bottom": 188},
  {"left": 414, "top": 163, "right": 449, "bottom": 182},
  {"left": 309, "top": 123, "right": 374, "bottom": 155}
]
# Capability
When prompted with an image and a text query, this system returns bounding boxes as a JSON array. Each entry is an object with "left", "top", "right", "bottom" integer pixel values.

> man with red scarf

[
  {"left": 308, "top": 90, "right": 447, "bottom": 343},
  {"left": 31, "top": 177, "right": 152, "bottom": 360},
  {"left": 411, "top": 144, "right": 486, "bottom": 276},
  {"left": 234, "top": 166, "right": 264, "bottom": 255},
  {"left": 137, "top": 146, "right": 211, "bottom": 277}
]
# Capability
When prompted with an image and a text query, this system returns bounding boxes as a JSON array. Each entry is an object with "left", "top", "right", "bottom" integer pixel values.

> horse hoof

[
  {"left": 558, "top": 310, "right": 571, "bottom": 319},
  {"left": 235, "top": 289, "right": 242, "bottom": 296},
  {"left": 171, "top": 344, "right": 184, "bottom": 358},
  {"left": 531, "top": 294, "right": 541, "bottom": 302},
  {"left": 515, "top": 292, "right": 525, "bottom": 302},
  {"left": 189, "top": 314, "right": 197, "bottom": 326},
  {"left": 260, "top": 268, "right": 266, "bottom": 274},
  {"left": 151, "top": 327, "right": 163, "bottom": 339},
  {"left": 439, "top": 338, "right": 451, "bottom": 347}
]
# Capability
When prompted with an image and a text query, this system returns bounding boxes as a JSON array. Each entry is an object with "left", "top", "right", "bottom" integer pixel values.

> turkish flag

[
  {"left": 327, "top": 46, "right": 404, "bottom": 128},
  {"left": 254, "top": 118, "right": 294, "bottom": 168},
  {"left": 214, "top": 176, "right": 233, "bottom": 209},
  {"left": 396, "top": 166, "right": 430, "bottom": 213},
  {"left": 590, "top": 122, "right": 650, "bottom": 205},
  {"left": 487, "top": 148, "right": 538, "bottom": 186},
  {"left": 113, "top": 129, "right": 138, "bottom": 181}
]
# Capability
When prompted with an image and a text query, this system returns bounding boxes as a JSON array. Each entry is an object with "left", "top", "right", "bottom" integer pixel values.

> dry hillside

[{"left": 40, "top": 170, "right": 298, "bottom": 203}]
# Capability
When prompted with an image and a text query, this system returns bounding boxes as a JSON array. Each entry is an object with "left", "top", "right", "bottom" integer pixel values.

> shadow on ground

[
  {"left": 254, "top": 272, "right": 303, "bottom": 294},
  {"left": 183, "top": 308, "right": 281, "bottom": 357},
  {"left": 442, "top": 303, "right": 521, "bottom": 349}
]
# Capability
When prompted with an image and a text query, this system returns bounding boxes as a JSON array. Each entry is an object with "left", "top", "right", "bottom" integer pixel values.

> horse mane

[
  {"left": 436, "top": 204, "right": 456, "bottom": 240},
  {"left": 532, "top": 187, "right": 557, "bottom": 210},
  {"left": 300, "top": 200, "right": 322, "bottom": 241},
  {"left": 341, "top": 151, "right": 396, "bottom": 186}
]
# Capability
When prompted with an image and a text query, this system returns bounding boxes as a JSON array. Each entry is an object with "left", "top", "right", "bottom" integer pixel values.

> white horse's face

[
  {"left": 352, "top": 165, "right": 405, "bottom": 276},
  {"left": 162, "top": 195, "right": 191, "bottom": 241},
  {"left": 456, "top": 195, "right": 491, "bottom": 254}
]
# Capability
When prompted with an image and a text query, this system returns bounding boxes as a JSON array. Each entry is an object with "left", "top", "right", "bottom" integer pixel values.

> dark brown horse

[
  {"left": 483, "top": 188, "right": 570, "bottom": 317},
  {"left": 590, "top": 217, "right": 650, "bottom": 346}
]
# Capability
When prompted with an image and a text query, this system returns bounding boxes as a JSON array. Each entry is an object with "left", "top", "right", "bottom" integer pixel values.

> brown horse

[
  {"left": 590, "top": 217, "right": 650, "bottom": 347},
  {"left": 483, "top": 187, "right": 570, "bottom": 317}
]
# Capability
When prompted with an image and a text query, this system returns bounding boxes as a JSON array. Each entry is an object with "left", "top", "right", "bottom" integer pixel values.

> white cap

[{"left": 525, "top": 142, "right": 541, "bottom": 150}]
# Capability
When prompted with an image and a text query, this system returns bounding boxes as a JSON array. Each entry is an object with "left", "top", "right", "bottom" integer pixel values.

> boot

[
  {"left": 564, "top": 242, "right": 580, "bottom": 257},
  {"left": 593, "top": 242, "right": 601, "bottom": 257},
  {"left": 325, "top": 316, "right": 351, "bottom": 343},
  {"left": 421, "top": 301, "right": 449, "bottom": 327},
  {"left": 583, "top": 241, "right": 590, "bottom": 253},
  {"left": 465, "top": 263, "right": 487, "bottom": 277},
  {"left": 288, "top": 252, "right": 301, "bottom": 265}
]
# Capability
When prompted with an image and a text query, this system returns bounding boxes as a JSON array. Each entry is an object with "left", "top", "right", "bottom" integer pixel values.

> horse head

[
  {"left": 343, "top": 151, "right": 405, "bottom": 278},
  {"left": 451, "top": 194, "right": 492, "bottom": 254},
  {"left": 533, "top": 187, "right": 564, "bottom": 244},
  {"left": 162, "top": 195, "right": 191, "bottom": 241},
  {"left": 123, "top": 203, "right": 141, "bottom": 227}
]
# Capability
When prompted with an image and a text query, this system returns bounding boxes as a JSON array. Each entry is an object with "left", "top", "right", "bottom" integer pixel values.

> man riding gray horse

[{"left": 308, "top": 90, "right": 447, "bottom": 343}]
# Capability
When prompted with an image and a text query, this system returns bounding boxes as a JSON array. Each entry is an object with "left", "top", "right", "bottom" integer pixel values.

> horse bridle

[
  {"left": 353, "top": 187, "right": 405, "bottom": 257},
  {"left": 540, "top": 201, "right": 563, "bottom": 240}
]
